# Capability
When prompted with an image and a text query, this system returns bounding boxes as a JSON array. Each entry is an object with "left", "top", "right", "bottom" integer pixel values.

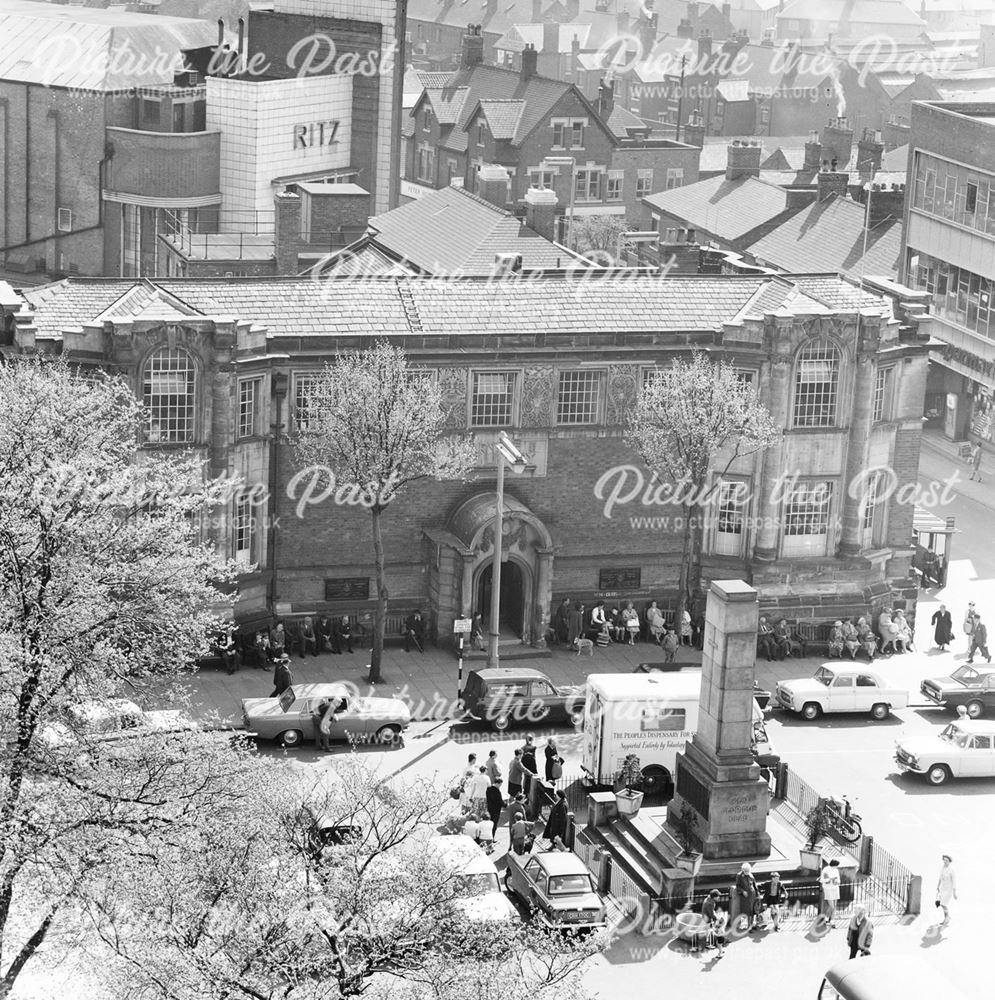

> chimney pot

[{"left": 521, "top": 42, "right": 538, "bottom": 80}]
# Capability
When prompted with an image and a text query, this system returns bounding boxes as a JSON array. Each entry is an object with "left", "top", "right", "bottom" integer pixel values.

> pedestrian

[
  {"left": 312, "top": 698, "right": 329, "bottom": 750},
  {"left": 253, "top": 630, "right": 270, "bottom": 668},
  {"left": 956, "top": 704, "right": 969, "bottom": 721},
  {"left": 820, "top": 858, "right": 841, "bottom": 928},
  {"left": 554, "top": 597, "right": 571, "bottom": 644},
  {"left": 680, "top": 609, "right": 694, "bottom": 646},
  {"left": 662, "top": 628, "right": 679, "bottom": 663},
  {"left": 461, "top": 813, "right": 481, "bottom": 845},
  {"left": 544, "top": 737, "right": 561, "bottom": 781},
  {"left": 510, "top": 814, "right": 529, "bottom": 855},
  {"left": 567, "top": 602, "right": 584, "bottom": 646},
  {"left": 963, "top": 602, "right": 976, "bottom": 641},
  {"left": 969, "top": 442, "right": 983, "bottom": 482},
  {"left": 932, "top": 604, "right": 953, "bottom": 651},
  {"left": 485, "top": 782, "right": 503, "bottom": 841},
  {"left": 763, "top": 872, "right": 788, "bottom": 931},
  {"left": 508, "top": 794, "right": 526, "bottom": 832},
  {"left": 735, "top": 862, "right": 759, "bottom": 931},
  {"left": 521, "top": 735, "right": 538, "bottom": 794},
  {"left": 701, "top": 889, "right": 726, "bottom": 957},
  {"left": 968, "top": 613, "right": 992, "bottom": 664},
  {"left": 470, "top": 612, "right": 485, "bottom": 651},
  {"left": 508, "top": 748, "right": 525, "bottom": 799},
  {"left": 936, "top": 854, "right": 957, "bottom": 925},
  {"left": 270, "top": 655, "right": 293, "bottom": 697},
  {"left": 846, "top": 906, "right": 874, "bottom": 959},
  {"left": 485, "top": 749, "right": 502, "bottom": 786},
  {"left": 404, "top": 610, "right": 425, "bottom": 653},
  {"left": 544, "top": 789, "right": 568, "bottom": 847},
  {"left": 468, "top": 766, "right": 490, "bottom": 816},
  {"left": 458, "top": 759, "right": 476, "bottom": 813}
]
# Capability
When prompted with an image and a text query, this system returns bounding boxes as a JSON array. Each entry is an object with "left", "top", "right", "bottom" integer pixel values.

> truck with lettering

[{"left": 580, "top": 672, "right": 702, "bottom": 798}]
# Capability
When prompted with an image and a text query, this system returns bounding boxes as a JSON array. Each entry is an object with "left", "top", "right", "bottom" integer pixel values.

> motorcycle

[{"left": 825, "top": 794, "right": 862, "bottom": 843}]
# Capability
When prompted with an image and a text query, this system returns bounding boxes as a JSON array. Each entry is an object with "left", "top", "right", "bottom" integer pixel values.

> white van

[{"left": 581, "top": 673, "right": 702, "bottom": 796}]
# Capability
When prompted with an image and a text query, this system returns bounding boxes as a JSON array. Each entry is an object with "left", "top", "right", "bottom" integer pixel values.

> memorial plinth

[{"left": 667, "top": 579, "right": 771, "bottom": 860}]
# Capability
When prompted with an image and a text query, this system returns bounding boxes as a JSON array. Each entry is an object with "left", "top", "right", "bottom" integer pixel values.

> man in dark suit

[
  {"left": 405, "top": 610, "right": 425, "bottom": 653},
  {"left": 270, "top": 655, "right": 293, "bottom": 697}
]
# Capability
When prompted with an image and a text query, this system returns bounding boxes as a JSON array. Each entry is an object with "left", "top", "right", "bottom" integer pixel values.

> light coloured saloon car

[
  {"left": 241, "top": 683, "right": 410, "bottom": 747},
  {"left": 894, "top": 719, "right": 995, "bottom": 785},
  {"left": 775, "top": 665, "right": 909, "bottom": 721},
  {"left": 504, "top": 850, "right": 607, "bottom": 930},
  {"left": 39, "top": 698, "right": 196, "bottom": 748}
]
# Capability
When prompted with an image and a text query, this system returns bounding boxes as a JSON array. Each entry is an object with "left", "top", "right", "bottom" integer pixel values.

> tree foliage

[
  {"left": 88, "top": 757, "right": 600, "bottom": 1000},
  {"left": 625, "top": 352, "right": 781, "bottom": 624},
  {"left": 293, "top": 343, "right": 475, "bottom": 683},
  {"left": 569, "top": 215, "right": 628, "bottom": 261},
  {"left": 0, "top": 357, "right": 239, "bottom": 997}
]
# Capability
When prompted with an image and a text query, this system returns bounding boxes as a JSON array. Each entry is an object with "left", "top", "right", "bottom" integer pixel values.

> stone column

[
  {"left": 460, "top": 552, "right": 476, "bottom": 617},
  {"left": 838, "top": 352, "right": 876, "bottom": 556},
  {"left": 533, "top": 547, "right": 554, "bottom": 649},
  {"left": 667, "top": 579, "right": 771, "bottom": 860},
  {"left": 753, "top": 350, "right": 792, "bottom": 561}
]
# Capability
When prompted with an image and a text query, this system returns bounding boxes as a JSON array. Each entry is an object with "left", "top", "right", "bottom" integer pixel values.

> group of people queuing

[
  {"left": 453, "top": 736, "right": 566, "bottom": 856},
  {"left": 552, "top": 597, "right": 696, "bottom": 654}
]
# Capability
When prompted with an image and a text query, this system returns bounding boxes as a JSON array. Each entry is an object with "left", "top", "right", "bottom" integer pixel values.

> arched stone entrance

[{"left": 427, "top": 493, "right": 554, "bottom": 647}]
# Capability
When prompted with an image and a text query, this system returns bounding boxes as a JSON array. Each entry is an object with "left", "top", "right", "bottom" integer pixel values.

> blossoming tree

[
  {"left": 625, "top": 352, "right": 781, "bottom": 632},
  {"left": 293, "top": 343, "right": 475, "bottom": 685}
]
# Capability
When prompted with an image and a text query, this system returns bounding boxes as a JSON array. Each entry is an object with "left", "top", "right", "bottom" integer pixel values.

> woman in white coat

[{"left": 936, "top": 854, "right": 957, "bottom": 925}]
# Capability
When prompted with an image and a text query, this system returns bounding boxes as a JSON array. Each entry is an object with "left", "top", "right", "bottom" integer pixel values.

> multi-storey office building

[{"left": 900, "top": 101, "right": 995, "bottom": 443}]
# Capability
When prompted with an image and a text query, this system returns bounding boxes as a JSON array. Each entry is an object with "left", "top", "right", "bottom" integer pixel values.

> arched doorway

[{"left": 475, "top": 559, "right": 528, "bottom": 639}]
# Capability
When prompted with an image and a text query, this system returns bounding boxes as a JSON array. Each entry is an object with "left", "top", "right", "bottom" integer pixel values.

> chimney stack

[
  {"left": 524, "top": 186, "right": 558, "bottom": 242},
  {"left": 726, "top": 139, "right": 762, "bottom": 181},
  {"left": 532, "top": 0, "right": 543, "bottom": 21},
  {"left": 683, "top": 109, "right": 705, "bottom": 148},
  {"left": 677, "top": 18, "right": 694, "bottom": 39},
  {"left": 543, "top": 20, "right": 558, "bottom": 58},
  {"left": 820, "top": 116, "right": 854, "bottom": 170},
  {"left": 866, "top": 181, "right": 906, "bottom": 229},
  {"left": 617, "top": 9, "right": 631, "bottom": 35},
  {"left": 477, "top": 164, "right": 510, "bottom": 208},
  {"left": 697, "top": 28, "right": 713, "bottom": 63},
  {"left": 461, "top": 24, "right": 484, "bottom": 69},
  {"left": 640, "top": 11, "right": 659, "bottom": 56},
  {"left": 597, "top": 77, "right": 615, "bottom": 118},
  {"left": 521, "top": 42, "right": 538, "bottom": 80},
  {"left": 803, "top": 130, "right": 822, "bottom": 171},
  {"left": 817, "top": 160, "right": 849, "bottom": 201},
  {"left": 856, "top": 127, "right": 885, "bottom": 177},
  {"left": 566, "top": 0, "right": 580, "bottom": 19}
]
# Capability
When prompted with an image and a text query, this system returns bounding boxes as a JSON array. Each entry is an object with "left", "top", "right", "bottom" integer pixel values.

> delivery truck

[{"left": 580, "top": 672, "right": 772, "bottom": 797}]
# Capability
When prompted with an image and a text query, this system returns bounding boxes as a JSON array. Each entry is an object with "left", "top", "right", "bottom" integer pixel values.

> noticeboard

[
  {"left": 324, "top": 577, "right": 371, "bottom": 602},
  {"left": 598, "top": 567, "right": 641, "bottom": 592}
]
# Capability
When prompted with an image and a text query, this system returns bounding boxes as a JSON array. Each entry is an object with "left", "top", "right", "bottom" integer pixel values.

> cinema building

[
  {"left": 0, "top": 268, "right": 932, "bottom": 642},
  {"left": 0, "top": 0, "right": 404, "bottom": 281}
]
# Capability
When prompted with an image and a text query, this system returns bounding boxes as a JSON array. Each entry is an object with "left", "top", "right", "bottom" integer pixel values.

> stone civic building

[{"left": 0, "top": 271, "right": 930, "bottom": 642}]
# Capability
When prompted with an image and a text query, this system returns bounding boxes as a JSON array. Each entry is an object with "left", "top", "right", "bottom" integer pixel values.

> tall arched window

[
  {"left": 792, "top": 338, "right": 841, "bottom": 428},
  {"left": 143, "top": 346, "right": 196, "bottom": 443}
]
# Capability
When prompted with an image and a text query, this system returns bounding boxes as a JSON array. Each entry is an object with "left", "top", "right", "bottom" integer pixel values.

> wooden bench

[{"left": 281, "top": 609, "right": 430, "bottom": 649}]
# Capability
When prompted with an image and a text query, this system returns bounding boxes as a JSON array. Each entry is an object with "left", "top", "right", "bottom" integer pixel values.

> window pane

[
  {"left": 557, "top": 370, "right": 602, "bottom": 425},
  {"left": 471, "top": 372, "right": 515, "bottom": 427},
  {"left": 143, "top": 347, "right": 195, "bottom": 443},
  {"left": 238, "top": 378, "right": 259, "bottom": 438},
  {"left": 295, "top": 374, "right": 317, "bottom": 430},
  {"left": 793, "top": 340, "right": 839, "bottom": 427}
]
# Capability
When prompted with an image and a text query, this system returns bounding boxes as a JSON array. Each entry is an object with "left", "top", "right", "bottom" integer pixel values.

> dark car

[
  {"left": 921, "top": 664, "right": 995, "bottom": 719},
  {"left": 460, "top": 668, "right": 586, "bottom": 732}
]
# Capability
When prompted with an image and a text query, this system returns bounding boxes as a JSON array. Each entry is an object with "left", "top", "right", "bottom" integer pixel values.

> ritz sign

[{"left": 293, "top": 120, "right": 340, "bottom": 150}]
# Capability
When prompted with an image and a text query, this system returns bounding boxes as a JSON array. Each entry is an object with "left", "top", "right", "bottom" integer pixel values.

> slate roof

[
  {"left": 413, "top": 64, "right": 595, "bottom": 152},
  {"left": 477, "top": 100, "right": 527, "bottom": 139},
  {"left": 19, "top": 273, "right": 890, "bottom": 343},
  {"left": 338, "top": 185, "right": 585, "bottom": 275},
  {"left": 746, "top": 195, "right": 902, "bottom": 282},
  {"left": 606, "top": 104, "right": 649, "bottom": 138},
  {"left": 643, "top": 174, "right": 799, "bottom": 243},
  {"left": 0, "top": 0, "right": 220, "bottom": 91},
  {"left": 881, "top": 145, "right": 909, "bottom": 170}
]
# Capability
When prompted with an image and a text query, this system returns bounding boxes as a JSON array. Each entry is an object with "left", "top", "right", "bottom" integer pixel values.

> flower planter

[
  {"left": 799, "top": 846, "right": 824, "bottom": 871},
  {"left": 675, "top": 851, "right": 703, "bottom": 876},
  {"left": 614, "top": 789, "right": 644, "bottom": 816}
]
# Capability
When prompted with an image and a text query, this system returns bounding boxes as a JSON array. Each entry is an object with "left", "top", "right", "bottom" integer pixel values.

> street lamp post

[
  {"left": 543, "top": 156, "right": 576, "bottom": 250},
  {"left": 487, "top": 432, "right": 528, "bottom": 669}
]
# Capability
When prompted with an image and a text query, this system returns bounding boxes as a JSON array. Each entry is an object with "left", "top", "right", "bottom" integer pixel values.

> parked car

[
  {"left": 460, "top": 668, "right": 585, "bottom": 732},
  {"left": 920, "top": 664, "right": 995, "bottom": 719},
  {"left": 894, "top": 719, "right": 995, "bottom": 785},
  {"left": 39, "top": 698, "right": 196, "bottom": 748},
  {"left": 430, "top": 835, "right": 518, "bottom": 923},
  {"left": 504, "top": 850, "right": 607, "bottom": 930},
  {"left": 774, "top": 665, "right": 908, "bottom": 721},
  {"left": 241, "top": 683, "right": 410, "bottom": 748}
]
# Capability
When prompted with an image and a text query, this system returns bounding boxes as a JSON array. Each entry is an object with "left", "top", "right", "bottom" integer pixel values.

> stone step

[{"left": 585, "top": 823, "right": 661, "bottom": 896}]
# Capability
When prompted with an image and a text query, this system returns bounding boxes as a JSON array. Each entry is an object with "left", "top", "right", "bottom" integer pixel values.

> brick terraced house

[{"left": 0, "top": 272, "right": 930, "bottom": 643}]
